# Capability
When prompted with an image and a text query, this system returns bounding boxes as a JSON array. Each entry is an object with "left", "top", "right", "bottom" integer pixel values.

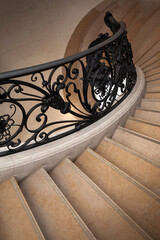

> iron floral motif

[
  {"left": 0, "top": 11, "right": 137, "bottom": 155},
  {"left": 0, "top": 114, "right": 14, "bottom": 140}
]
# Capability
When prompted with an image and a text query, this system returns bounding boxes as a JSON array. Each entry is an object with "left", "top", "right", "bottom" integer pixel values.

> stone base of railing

[{"left": 0, "top": 66, "right": 145, "bottom": 183}]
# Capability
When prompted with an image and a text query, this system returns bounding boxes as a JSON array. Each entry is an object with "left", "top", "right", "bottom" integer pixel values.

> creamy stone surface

[
  {"left": 0, "top": 177, "right": 44, "bottom": 240},
  {"left": 75, "top": 148, "right": 160, "bottom": 239},
  {"left": 96, "top": 137, "right": 160, "bottom": 196},
  {"left": 50, "top": 158, "right": 146, "bottom": 240},
  {"left": 20, "top": 168, "right": 96, "bottom": 240}
]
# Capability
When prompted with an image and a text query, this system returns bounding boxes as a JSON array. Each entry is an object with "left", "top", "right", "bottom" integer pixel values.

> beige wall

[
  {"left": 0, "top": 0, "right": 103, "bottom": 72},
  {"left": 0, "top": 0, "right": 106, "bottom": 143}
]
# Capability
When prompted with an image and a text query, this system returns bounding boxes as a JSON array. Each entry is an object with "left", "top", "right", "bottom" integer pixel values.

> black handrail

[
  {"left": 0, "top": 12, "right": 136, "bottom": 156},
  {"left": 0, "top": 23, "right": 125, "bottom": 80}
]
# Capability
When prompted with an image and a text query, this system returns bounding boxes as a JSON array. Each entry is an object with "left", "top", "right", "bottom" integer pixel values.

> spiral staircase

[{"left": 0, "top": 0, "right": 160, "bottom": 239}]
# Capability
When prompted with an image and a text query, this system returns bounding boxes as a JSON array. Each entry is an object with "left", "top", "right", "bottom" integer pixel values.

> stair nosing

[
  {"left": 136, "top": 107, "right": 160, "bottom": 113},
  {"left": 128, "top": 116, "right": 160, "bottom": 127},
  {"left": 117, "top": 126, "right": 160, "bottom": 145},
  {"left": 145, "top": 91, "right": 160, "bottom": 94},
  {"left": 146, "top": 72, "right": 160, "bottom": 78},
  {"left": 146, "top": 83, "right": 160, "bottom": 88},
  {"left": 146, "top": 78, "right": 160, "bottom": 82},
  {"left": 137, "top": 42, "right": 160, "bottom": 67},
  {"left": 144, "top": 66, "right": 160, "bottom": 74},
  {"left": 11, "top": 177, "right": 45, "bottom": 240},
  {"left": 86, "top": 148, "right": 160, "bottom": 202},
  {"left": 103, "top": 136, "right": 160, "bottom": 168},
  {"left": 141, "top": 98, "right": 160, "bottom": 102},
  {"left": 40, "top": 168, "right": 96, "bottom": 240},
  {"left": 142, "top": 59, "right": 160, "bottom": 71},
  {"left": 65, "top": 158, "right": 153, "bottom": 240}
]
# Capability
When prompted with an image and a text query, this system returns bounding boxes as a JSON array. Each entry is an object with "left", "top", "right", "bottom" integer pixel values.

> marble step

[
  {"left": 146, "top": 79, "right": 160, "bottom": 85},
  {"left": 140, "top": 98, "right": 160, "bottom": 111},
  {"left": 96, "top": 137, "right": 160, "bottom": 196},
  {"left": 0, "top": 177, "right": 44, "bottom": 240},
  {"left": 143, "top": 60, "right": 160, "bottom": 73},
  {"left": 20, "top": 168, "right": 96, "bottom": 240},
  {"left": 125, "top": 117, "right": 160, "bottom": 140},
  {"left": 132, "top": 9, "right": 160, "bottom": 61},
  {"left": 75, "top": 148, "right": 160, "bottom": 240},
  {"left": 146, "top": 73, "right": 160, "bottom": 81},
  {"left": 50, "top": 158, "right": 152, "bottom": 240},
  {"left": 144, "top": 92, "right": 160, "bottom": 99},
  {"left": 146, "top": 84, "right": 160, "bottom": 92},
  {"left": 112, "top": 126, "right": 160, "bottom": 162},
  {"left": 145, "top": 67, "right": 160, "bottom": 77},
  {"left": 135, "top": 43, "right": 160, "bottom": 68},
  {"left": 134, "top": 107, "right": 160, "bottom": 124}
]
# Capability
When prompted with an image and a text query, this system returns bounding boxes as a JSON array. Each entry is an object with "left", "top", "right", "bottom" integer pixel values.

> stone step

[
  {"left": 136, "top": 43, "right": 160, "bottom": 68},
  {"left": 146, "top": 84, "right": 160, "bottom": 92},
  {"left": 123, "top": 0, "right": 149, "bottom": 29},
  {"left": 144, "top": 92, "right": 160, "bottom": 99},
  {"left": 0, "top": 177, "right": 44, "bottom": 240},
  {"left": 134, "top": 107, "right": 160, "bottom": 124},
  {"left": 20, "top": 168, "right": 96, "bottom": 240},
  {"left": 126, "top": 0, "right": 159, "bottom": 43},
  {"left": 75, "top": 148, "right": 160, "bottom": 240},
  {"left": 132, "top": 9, "right": 160, "bottom": 62},
  {"left": 125, "top": 117, "right": 160, "bottom": 140},
  {"left": 50, "top": 158, "right": 152, "bottom": 240},
  {"left": 140, "top": 98, "right": 160, "bottom": 111},
  {"left": 143, "top": 60, "right": 160, "bottom": 73},
  {"left": 96, "top": 137, "right": 160, "bottom": 196},
  {"left": 145, "top": 67, "right": 160, "bottom": 77},
  {"left": 146, "top": 79, "right": 160, "bottom": 85},
  {"left": 112, "top": 126, "right": 160, "bottom": 162},
  {"left": 146, "top": 73, "right": 160, "bottom": 81}
]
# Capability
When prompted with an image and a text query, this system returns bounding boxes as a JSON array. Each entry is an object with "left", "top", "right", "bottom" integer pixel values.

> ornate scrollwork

[
  {"left": 0, "top": 11, "right": 136, "bottom": 155},
  {"left": 0, "top": 114, "right": 14, "bottom": 140}
]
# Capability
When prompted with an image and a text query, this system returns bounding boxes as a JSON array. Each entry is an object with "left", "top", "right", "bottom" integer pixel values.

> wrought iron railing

[{"left": 0, "top": 12, "right": 136, "bottom": 156}]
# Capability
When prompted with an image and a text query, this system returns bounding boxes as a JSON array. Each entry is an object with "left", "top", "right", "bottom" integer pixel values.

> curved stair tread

[
  {"left": 140, "top": 98, "right": 160, "bottom": 111},
  {"left": 146, "top": 79, "right": 160, "bottom": 85},
  {"left": 123, "top": 0, "right": 149, "bottom": 29},
  {"left": 75, "top": 148, "right": 160, "bottom": 239},
  {"left": 20, "top": 168, "right": 96, "bottom": 240},
  {"left": 132, "top": 9, "right": 160, "bottom": 56},
  {"left": 112, "top": 126, "right": 160, "bottom": 162},
  {"left": 95, "top": 137, "right": 160, "bottom": 195},
  {"left": 145, "top": 67, "right": 160, "bottom": 77},
  {"left": 143, "top": 59, "right": 160, "bottom": 72},
  {"left": 146, "top": 72, "right": 160, "bottom": 81},
  {"left": 146, "top": 84, "right": 160, "bottom": 93},
  {"left": 141, "top": 52, "right": 160, "bottom": 69},
  {"left": 136, "top": 44, "right": 160, "bottom": 68},
  {"left": 125, "top": 116, "right": 160, "bottom": 141},
  {"left": 50, "top": 158, "right": 152, "bottom": 240},
  {"left": 0, "top": 0, "right": 160, "bottom": 239},
  {"left": 134, "top": 35, "right": 160, "bottom": 65},
  {"left": 0, "top": 177, "right": 44, "bottom": 240},
  {"left": 127, "top": 1, "right": 160, "bottom": 43},
  {"left": 134, "top": 107, "right": 160, "bottom": 123}
]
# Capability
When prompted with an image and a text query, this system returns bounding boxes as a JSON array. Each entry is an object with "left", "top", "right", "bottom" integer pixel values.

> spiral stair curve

[{"left": 0, "top": 0, "right": 160, "bottom": 239}]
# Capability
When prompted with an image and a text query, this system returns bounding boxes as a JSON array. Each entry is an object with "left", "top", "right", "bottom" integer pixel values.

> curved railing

[{"left": 0, "top": 12, "right": 136, "bottom": 156}]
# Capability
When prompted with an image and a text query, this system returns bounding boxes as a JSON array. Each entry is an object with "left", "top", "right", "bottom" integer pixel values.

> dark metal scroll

[{"left": 0, "top": 12, "right": 136, "bottom": 156}]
